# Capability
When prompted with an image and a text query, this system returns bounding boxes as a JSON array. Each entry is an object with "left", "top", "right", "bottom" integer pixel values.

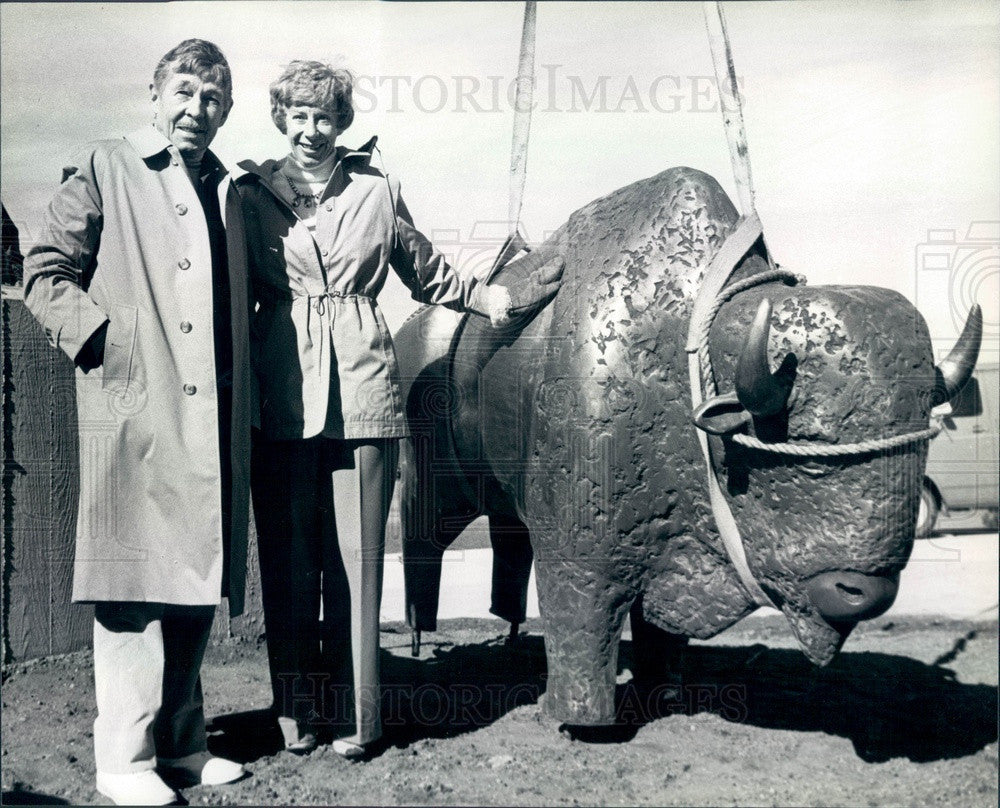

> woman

[{"left": 237, "top": 60, "right": 562, "bottom": 757}]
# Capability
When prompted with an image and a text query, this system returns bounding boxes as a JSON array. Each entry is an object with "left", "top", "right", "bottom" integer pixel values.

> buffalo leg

[
  {"left": 628, "top": 595, "right": 689, "bottom": 685},
  {"left": 487, "top": 514, "right": 533, "bottom": 630},
  {"left": 534, "top": 557, "right": 631, "bottom": 726},
  {"left": 399, "top": 435, "right": 477, "bottom": 634},
  {"left": 402, "top": 516, "right": 473, "bottom": 633}
]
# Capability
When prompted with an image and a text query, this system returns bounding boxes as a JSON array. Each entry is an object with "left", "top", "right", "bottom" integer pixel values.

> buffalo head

[{"left": 694, "top": 286, "right": 981, "bottom": 663}]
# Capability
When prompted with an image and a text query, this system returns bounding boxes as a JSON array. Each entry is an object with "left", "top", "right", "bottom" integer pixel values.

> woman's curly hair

[{"left": 269, "top": 60, "right": 354, "bottom": 134}]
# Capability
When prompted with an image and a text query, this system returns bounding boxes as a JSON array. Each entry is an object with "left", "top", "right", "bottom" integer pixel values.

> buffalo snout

[{"left": 806, "top": 571, "right": 899, "bottom": 622}]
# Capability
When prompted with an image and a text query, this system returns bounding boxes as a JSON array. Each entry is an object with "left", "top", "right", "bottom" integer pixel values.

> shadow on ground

[
  {"left": 1, "top": 786, "right": 69, "bottom": 805},
  {"left": 654, "top": 639, "right": 998, "bottom": 763},
  {"left": 206, "top": 631, "right": 997, "bottom": 766}
]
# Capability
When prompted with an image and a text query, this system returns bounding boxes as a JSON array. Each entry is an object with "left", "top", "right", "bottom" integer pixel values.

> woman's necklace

[{"left": 284, "top": 174, "right": 322, "bottom": 209}]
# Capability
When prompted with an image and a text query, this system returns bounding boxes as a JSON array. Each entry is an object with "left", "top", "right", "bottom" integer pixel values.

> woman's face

[{"left": 285, "top": 104, "right": 337, "bottom": 168}]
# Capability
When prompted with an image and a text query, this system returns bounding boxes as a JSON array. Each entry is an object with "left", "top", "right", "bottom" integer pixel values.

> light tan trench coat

[
  {"left": 236, "top": 137, "right": 488, "bottom": 440},
  {"left": 23, "top": 126, "right": 252, "bottom": 615}
]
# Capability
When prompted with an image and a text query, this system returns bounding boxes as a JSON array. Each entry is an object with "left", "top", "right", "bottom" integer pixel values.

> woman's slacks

[{"left": 250, "top": 433, "right": 398, "bottom": 746}]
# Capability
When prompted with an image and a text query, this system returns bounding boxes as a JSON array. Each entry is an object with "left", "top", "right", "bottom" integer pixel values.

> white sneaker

[
  {"left": 96, "top": 769, "right": 179, "bottom": 806},
  {"left": 158, "top": 751, "right": 245, "bottom": 786}
]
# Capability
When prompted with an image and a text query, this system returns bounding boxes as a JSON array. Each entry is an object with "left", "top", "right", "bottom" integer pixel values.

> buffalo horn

[
  {"left": 735, "top": 298, "right": 794, "bottom": 417},
  {"left": 934, "top": 304, "right": 983, "bottom": 405}
]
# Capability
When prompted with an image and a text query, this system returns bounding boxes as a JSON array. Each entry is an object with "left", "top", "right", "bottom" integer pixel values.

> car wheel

[{"left": 916, "top": 482, "right": 939, "bottom": 538}]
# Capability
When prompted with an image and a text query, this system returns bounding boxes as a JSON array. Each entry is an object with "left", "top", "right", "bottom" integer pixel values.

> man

[{"left": 23, "top": 39, "right": 252, "bottom": 806}]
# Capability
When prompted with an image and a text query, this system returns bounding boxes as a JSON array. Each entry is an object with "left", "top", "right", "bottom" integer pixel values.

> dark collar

[
  {"left": 237, "top": 135, "right": 380, "bottom": 183},
  {"left": 338, "top": 135, "right": 378, "bottom": 163}
]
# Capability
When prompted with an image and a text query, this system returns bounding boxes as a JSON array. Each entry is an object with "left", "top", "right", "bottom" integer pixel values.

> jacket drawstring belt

[
  {"left": 303, "top": 292, "right": 373, "bottom": 376},
  {"left": 303, "top": 294, "right": 329, "bottom": 375}
]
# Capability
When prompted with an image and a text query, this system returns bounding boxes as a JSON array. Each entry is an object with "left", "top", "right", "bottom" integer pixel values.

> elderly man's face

[{"left": 151, "top": 71, "right": 231, "bottom": 165}]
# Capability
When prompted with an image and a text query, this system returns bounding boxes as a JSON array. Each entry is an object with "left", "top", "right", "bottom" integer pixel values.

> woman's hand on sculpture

[{"left": 480, "top": 251, "right": 565, "bottom": 328}]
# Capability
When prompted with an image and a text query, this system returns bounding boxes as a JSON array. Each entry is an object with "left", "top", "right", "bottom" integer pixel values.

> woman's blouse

[
  {"left": 272, "top": 152, "right": 337, "bottom": 231},
  {"left": 236, "top": 137, "right": 488, "bottom": 440}
]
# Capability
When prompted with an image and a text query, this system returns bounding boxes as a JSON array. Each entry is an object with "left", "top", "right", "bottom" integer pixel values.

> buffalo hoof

[
  {"left": 559, "top": 724, "right": 637, "bottom": 743},
  {"left": 506, "top": 622, "right": 520, "bottom": 645},
  {"left": 543, "top": 673, "right": 618, "bottom": 725}
]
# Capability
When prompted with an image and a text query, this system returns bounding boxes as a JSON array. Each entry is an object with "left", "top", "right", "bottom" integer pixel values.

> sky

[{"left": 1, "top": 0, "right": 997, "bottom": 362}]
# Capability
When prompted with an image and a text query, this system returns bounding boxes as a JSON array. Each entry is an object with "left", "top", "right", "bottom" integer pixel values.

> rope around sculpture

[
  {"left": 693, "top": 268, "right": 943, "bottom": 458},
  {"left": 693, "top": 267, "right": 803, "bottom": 395},
  {"left": 730, "top": 424, "right": 942, "bottom": 456}
]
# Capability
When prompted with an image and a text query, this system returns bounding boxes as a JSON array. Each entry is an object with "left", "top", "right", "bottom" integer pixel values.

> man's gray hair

[{"left": 153, "top": 38, "right": 232, "bottom": 102}]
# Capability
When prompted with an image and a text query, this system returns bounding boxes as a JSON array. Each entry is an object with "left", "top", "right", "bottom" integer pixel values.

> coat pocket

[{"left": 101, "top": 303, "right": 138, "bottom": 396}]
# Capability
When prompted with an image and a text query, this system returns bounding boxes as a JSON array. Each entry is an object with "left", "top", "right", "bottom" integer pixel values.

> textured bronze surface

[{"left": 398, "top": 167, "right": 939, "bottom": 725}]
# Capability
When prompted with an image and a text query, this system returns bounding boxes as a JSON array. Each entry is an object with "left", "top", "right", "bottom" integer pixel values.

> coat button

[
  {"left": 176, "top": 203, "right": 188, "bottom": 215},
  {"left": 321, "top": 249, "right": 329, "bottom": 256},
  {"left": 178, "top": 258, "right": 191, "bottom": 270},
  {"left": 180, "top": 321, "right": 192, "bottom": 333},
  {"left": 183, "top": 383, "right": 197, "bottom": 395},
  {"left": 325, "top": 204, "right": 333, "bottom": 211},
  {"left": 171, "top": 159, "right": 179, "bottom": 167}
]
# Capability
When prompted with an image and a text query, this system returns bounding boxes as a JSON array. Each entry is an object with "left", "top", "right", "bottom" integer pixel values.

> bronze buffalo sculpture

[{"left": 394, "top": 167, "right": 981, "bottom": 726}]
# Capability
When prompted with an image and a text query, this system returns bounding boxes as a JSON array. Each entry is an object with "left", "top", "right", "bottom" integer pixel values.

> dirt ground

[{"left": 2, "top": 613, "right": 997, "bottom": 807}]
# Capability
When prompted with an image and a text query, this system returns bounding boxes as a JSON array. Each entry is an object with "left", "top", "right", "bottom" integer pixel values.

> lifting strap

[
  {"left": 508, "top": 1, "right": 537, "bottom": 235},
  {"left": 484, "top": 0, "right": 536, "bottom": 286},
  {"left": 703, "top": 1, "right": 755, "bottom": 218},
  {"left": 702, "top": 0, "right": 774, "bottom": 274},
  {"left": 686, "top": 216, "right": 777, "bottom": 610},
  {"left": 688, "top": 2, "right": 779, "bottom": 609}
]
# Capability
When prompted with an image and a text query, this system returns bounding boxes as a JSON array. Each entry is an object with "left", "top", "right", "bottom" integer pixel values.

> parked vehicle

[{"left": 918, "top": 364, "right": 999, "bottom": 536}]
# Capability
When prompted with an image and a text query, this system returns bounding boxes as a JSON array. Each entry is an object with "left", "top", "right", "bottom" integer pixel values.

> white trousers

[{"left": 92, "top": 602, "right": 215, "bottom": 773}]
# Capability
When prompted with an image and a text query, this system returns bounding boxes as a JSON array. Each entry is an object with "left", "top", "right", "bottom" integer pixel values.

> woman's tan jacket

[{"left": 237, "top": 138, "right": 488, "bottom": 440}]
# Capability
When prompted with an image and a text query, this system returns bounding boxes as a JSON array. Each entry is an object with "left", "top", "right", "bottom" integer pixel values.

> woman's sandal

[
  {"left": 285, "top": 733, "right": 318, "bottom": 755},
  {"left": 331, "top": 740, "right": 365, "bottom": 759},
  {"left": 278, "top": 716, "right": 318, "bottom": 755}
]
